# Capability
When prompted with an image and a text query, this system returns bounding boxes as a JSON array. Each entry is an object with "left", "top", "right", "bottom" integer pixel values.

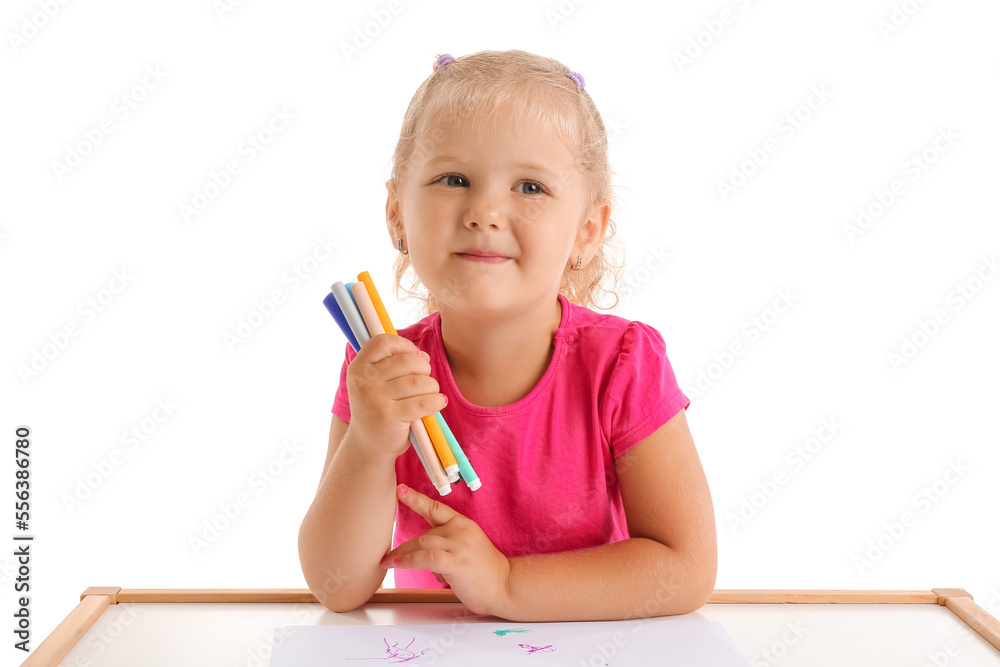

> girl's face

[{"left": 390, "top": 109, "right": 606, "bottom": 318}]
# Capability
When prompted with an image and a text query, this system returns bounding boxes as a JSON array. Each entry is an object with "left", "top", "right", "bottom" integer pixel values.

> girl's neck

[{"left": 438, "top": 294, "right": 563, "bottom": 408}]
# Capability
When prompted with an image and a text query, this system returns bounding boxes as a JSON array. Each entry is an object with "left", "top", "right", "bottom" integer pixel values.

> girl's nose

[{"left": 464, "top": 186, "right": 506, "bottom": 230}]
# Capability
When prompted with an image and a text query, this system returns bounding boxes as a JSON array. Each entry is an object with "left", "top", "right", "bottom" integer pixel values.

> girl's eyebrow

[{"left": 426, "top": 154, "right": 557, "bottom": 176}]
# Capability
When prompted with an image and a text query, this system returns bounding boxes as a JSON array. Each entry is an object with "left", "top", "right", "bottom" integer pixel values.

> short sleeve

[
  {"left": 601, "top": 321, "right": 690, "bottom": 458},
  {"left": 331, "top": 342, "right": 358, "bottom": 422}
]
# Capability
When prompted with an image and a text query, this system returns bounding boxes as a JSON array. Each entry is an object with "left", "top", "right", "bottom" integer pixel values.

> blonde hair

[{"left": 387, "top": 49, "right": 624, "bottom": 317}]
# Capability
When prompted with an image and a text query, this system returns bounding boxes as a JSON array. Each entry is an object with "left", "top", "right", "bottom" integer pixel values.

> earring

[
  {"left": 397, "top": 238, "right": 408, "bottom": 256},
  {"left": 571, "top": 254, "right": 582, "bottom": 271}
]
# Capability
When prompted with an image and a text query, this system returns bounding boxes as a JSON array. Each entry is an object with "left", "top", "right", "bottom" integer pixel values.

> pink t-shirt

[{"left": 331, "top": 293, "right": 690, "bottom": 588}]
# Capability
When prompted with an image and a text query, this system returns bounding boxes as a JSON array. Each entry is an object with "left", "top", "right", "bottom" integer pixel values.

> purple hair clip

[
  {"left": 565, "top": 71, "right": 585, "bottom": 89},
  {"left": 433, "top": 53, "right": 456, "bottom": 71}
]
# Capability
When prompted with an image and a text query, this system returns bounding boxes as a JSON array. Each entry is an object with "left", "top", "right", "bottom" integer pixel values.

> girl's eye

[
  {"left": 516, "top": 181, "right": 545, "bottom": 195},
  {"left": 439, "top": 174, "right": 468, "bottom": 187}
]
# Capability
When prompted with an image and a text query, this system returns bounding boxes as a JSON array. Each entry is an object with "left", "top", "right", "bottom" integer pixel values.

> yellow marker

[
  {"left": 422, "top": 414, "right": 460, "bottom": 482},
  {"left": 357, "top": 271, "right": 396, "bottom": 335}
]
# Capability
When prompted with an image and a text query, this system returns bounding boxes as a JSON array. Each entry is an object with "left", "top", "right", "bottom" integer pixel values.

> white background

[{"left": 3, "top": 0, "right": 999, "bottom": 661}]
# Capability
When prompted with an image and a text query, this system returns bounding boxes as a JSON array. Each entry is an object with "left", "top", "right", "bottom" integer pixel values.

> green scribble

[{"left": 493, "top": 628, "right": 529, "bottom": 637}]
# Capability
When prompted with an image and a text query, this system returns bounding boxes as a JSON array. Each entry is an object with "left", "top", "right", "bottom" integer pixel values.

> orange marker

[{"left": 422, "top": 414, "right": 460, "bottom": 482}]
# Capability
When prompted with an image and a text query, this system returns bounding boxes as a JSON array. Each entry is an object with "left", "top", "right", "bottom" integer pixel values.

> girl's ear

[
  {"left": 576, "top": 198, "right": 611, "bottom": 256},
  {"left": 385, "top": 178, "right": 403, "bottom": 240}
]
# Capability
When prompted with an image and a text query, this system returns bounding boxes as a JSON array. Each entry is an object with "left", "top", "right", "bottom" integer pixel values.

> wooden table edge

[{"left": 20, "top": 587, "right": 1000, "bottom": 667}]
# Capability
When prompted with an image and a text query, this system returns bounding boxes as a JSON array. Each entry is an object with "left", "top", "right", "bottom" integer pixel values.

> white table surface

[{"left": 52, "top": 599, "right": 1000, "bottom": 666}]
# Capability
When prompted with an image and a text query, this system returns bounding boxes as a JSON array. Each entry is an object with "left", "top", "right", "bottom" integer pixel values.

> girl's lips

[{"left": 457, "top": 253, "right": 510, "bottom": 263}]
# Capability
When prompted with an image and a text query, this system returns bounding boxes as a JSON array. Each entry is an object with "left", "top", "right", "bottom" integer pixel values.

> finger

[
  {"left": 356, "top": 333, "right": 422, "bottom": 365},
  {"left": 380, "top": 533, "right": 451, "bottom": 568},
  {"left": 395, "top": 483, "right": 459, "bottom": 528},
  {"left": 387, "top": 543, "right": 454, "bottom": 575},
  {"left": 372, "top": 347, "right": 432, "bottom": 382},
  {"left": 350, "top": 340, "right": 433, "bottom": 389},
  {"left": 383, "top": 374, "right": 440, "bottom": 402},
  {"left": 396, "top": 393, "right": 449, "bottom": 421}
]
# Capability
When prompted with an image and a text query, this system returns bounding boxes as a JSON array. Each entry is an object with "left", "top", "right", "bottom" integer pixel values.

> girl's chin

[{"left": 434, "top": 289, "right": 517, "bottom": 313}]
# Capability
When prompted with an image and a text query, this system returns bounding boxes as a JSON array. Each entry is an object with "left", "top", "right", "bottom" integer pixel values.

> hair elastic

[{"left": 433, "top": 53, "right": 456, "bottom": 70}]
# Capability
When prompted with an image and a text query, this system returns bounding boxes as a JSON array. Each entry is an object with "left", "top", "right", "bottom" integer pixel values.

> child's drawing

[
  {"left": 270, "top": 619, "right": 750, "bottom": 666},
  {"left": 348, "top": 637, "right": 427, "bottom": 663},
  {"left": 517, "top": 642, "right": 555, "bottom": 655}
]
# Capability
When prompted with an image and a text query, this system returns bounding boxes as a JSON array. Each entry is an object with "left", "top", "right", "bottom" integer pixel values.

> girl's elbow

[
  {"left": 663, "top": 547, "right": 717, "bottom": 615},
  {"left": 684, "top": 554, "right": 718, "bottom": 612},
  {"left": 664, "top": 577, "right": 715, "bottom": 616},
  {"left": 684, "top": 578, "right": 716, "bottom": 613},
  {"left": 304, "top": 565, "right": 378, "bottom": 613},
  {"left": 298, "top": 526, "right": 384, "bottom": 612},
  {"left": 316, "top": 587, "right": 369, "bottom": 613}
]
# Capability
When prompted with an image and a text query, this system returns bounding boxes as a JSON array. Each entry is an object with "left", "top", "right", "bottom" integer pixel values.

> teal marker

[
  {"left": 434, "top": 412, "right": 480, "bottom": 491},
  {"left": 345, "top": 281, "right": 358, "bottom": 310}
]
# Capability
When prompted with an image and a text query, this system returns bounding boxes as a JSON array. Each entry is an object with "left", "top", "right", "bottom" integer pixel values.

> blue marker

[
  {"left": 345, "top": 281, "right": 360, "bottom": 313},
  {"left": 323, "top": 292, "right": 360, "bottom": 352}
]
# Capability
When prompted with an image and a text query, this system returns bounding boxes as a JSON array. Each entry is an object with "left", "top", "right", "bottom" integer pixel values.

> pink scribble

[
  {"left": 347, "top": 637, "right": 428, "bottom": 663},
  {"left": 518, "top": 642, "right": 556, "bottom": 655}
]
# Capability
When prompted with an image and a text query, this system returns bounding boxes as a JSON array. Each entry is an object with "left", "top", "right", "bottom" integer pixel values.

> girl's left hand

[{"left": 380, "top": 484, "right": 511, "bottom": 616}]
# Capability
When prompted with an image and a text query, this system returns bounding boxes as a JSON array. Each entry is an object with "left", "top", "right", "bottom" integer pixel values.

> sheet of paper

[{"left": 269, "top": 618, "right": 749, "bottom": 666}]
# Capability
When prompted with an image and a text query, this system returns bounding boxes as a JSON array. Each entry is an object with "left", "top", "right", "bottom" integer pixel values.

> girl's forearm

[
  {"left": 496, "top": 537, "right": 716, "bottom": 622},
  {"left": 298, "top": 429, "right": 397, "bottom": 611}
]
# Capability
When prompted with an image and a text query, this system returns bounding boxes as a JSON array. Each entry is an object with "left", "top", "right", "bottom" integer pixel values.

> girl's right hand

[{"left": 345, "top": 334, "right": 448, "bottom": 461}]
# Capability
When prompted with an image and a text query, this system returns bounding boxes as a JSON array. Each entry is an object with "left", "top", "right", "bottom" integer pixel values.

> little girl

[{"left": 299, "top": 49, "right": 717, "bottom": 623}]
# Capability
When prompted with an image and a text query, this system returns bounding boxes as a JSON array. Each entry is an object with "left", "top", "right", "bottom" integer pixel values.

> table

[{"left": 20, "top": 587, "right": 1000, "bottom": 666}]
